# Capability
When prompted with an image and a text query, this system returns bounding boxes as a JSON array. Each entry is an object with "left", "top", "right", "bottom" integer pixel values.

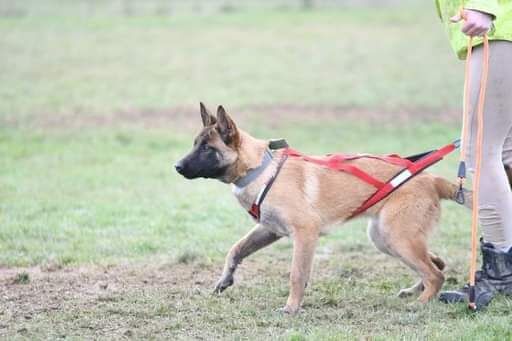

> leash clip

[
  {"left": 455, "top": 181, "right": 465, "bottom": 205},
  {"left": 455, "top": 161, "right": 466, "bottom": 204}
]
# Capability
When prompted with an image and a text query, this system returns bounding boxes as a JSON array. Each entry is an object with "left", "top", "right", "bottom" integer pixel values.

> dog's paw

[
  {"left": 276, "top": 305, "right": 300, "bottom": 315},
  {"left": 397, "top": 288, "right": 416, "bottom": 298},
  {"left": 212, "top": 275, "right": 234, "bottom": 294},
  {"left": 397, "top": 281, "right": 424, "bottom": 298}
]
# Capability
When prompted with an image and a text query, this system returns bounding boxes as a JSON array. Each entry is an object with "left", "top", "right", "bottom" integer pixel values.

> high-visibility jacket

[{"left": 435, "top": 0, "right": 512, "bottom": 58}]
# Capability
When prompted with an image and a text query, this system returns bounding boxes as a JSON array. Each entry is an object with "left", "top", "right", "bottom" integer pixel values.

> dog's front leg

[
  {"left": 281, "top": 229, "right": 318, "bottom": 315},
  {"left": 214, "top": 224, "right": 281, "bottom": 294}
]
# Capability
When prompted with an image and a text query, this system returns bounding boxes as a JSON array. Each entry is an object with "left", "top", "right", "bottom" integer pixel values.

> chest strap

[{"left": 248, "top": 150, "right": 288, "bottom": 221}]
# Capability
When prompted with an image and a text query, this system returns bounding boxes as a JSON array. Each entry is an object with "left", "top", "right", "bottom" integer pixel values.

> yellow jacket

[{"left": 435, "top": 0, "right": 512, "bottom": 58}]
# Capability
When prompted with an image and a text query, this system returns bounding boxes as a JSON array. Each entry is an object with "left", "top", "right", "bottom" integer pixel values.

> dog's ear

[
  {"left": 216, "top": 105, "right": 240, "bottom": 146},
  {"left": 200, "top": 102, "right": 216, "bottom": 127}
]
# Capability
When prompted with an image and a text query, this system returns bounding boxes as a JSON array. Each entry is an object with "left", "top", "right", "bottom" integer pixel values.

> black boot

[{"left": 439, "top": 240, "right": 512, "bottom": 309}]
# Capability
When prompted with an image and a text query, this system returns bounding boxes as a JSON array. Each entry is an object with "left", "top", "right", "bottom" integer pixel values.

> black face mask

[{"left": 175, "top": 143, "right": 228, "bottom": 180}]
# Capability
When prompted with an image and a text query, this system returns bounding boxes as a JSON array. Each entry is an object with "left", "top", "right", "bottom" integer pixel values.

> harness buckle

[
  {"left": 269, "top": 139, "right": 289, "bottom": 150},
  {"left": 248, "top": 203, "right": 260, "bottom": 221}
]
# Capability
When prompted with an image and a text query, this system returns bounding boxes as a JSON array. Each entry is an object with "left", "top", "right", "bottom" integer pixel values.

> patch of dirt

[
  {"left": 0, "top": 253, "right": 287, "bottom": 338},
  {"left": 2, "top": 244, "right": 498, "bottom": 339},
  {"left": 2, "top": 104, "right": 460, "bottom": 131},
  {"left": 0, "top": 248, "right": 398, "bottom": 339},
  {"left": 0, "top": 261, "right": 214, "bottom": 310}
]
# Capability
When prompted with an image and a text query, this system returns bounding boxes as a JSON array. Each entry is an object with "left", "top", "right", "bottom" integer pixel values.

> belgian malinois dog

[{"left": 175, "top": 103, "right": 469, "bottom": 314}]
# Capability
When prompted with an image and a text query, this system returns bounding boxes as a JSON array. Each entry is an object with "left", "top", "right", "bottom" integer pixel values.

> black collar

[{"left": 233, "top": 139, "right": 289, "bottom": 188}]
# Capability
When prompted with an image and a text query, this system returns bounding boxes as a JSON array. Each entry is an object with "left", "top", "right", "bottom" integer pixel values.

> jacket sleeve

[
  {"left": 465, "top": 0, "right": 500, "bottom": 19},
  {"left": 435, "top": 0, "right": 443, "bottom": 20}
]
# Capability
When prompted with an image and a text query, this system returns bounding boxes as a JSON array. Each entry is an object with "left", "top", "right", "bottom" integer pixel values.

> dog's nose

[{"left": 175, "top": 162, "right": 184, "bottom": 174}]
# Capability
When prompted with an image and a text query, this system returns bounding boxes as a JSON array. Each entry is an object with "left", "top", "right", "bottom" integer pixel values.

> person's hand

[{"left": 450, "top": 9, "right": 493, "bottom": 37}]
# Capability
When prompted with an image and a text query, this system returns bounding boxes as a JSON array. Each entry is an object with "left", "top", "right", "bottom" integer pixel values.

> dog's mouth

[
  {"left": 175, "top": 162, "right": 228, "bottom": 180},
  {"left": 175, "top": 163, "right": 199, "bottom": 179},
  {"left": 179, "top": 171, "right": 201, "bottom": 179}
]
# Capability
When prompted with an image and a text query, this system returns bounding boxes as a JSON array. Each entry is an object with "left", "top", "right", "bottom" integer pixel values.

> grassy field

[
  {"left": 0, "top": 6, "right": 463, "bottom": 120},
  {"left": 2, "top": 4, "right": 512, "bottom": 340}
]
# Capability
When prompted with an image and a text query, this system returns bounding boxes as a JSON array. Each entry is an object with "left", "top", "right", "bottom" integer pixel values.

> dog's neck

[
  {"left": 240, "top": 131, "right": 268, "bottom": 167},
  {"left": 231, "top": 131, "right": 270, "bottom": 186}
]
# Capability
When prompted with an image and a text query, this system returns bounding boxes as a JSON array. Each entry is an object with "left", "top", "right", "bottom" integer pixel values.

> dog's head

[{"left": 175, "top": 103, "right": 241, "bottom": 183}]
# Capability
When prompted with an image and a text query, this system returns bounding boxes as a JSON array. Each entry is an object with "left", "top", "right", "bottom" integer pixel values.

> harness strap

[
  {"left": 248, "top": 150, "right": 288, "bottom": 221},
  {"left": 287, "top": 148, "right": 414, "bottom": 168},
  {"left": 285, "top": 148, "right": 386, "bottom": 188},
  {"left": 348, "top": 140, "right": 459, "bottom": 218},
  {"left": 247, "top": 140, "right": 459, "bottom": 222}
]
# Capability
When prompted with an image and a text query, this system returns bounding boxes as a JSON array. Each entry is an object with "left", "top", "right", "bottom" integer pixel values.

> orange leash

[{"left": 457, "top": 27, "right": 490, "bottom": 310}]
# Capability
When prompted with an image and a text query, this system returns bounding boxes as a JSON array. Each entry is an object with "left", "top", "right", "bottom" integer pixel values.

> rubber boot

[{"left": 439, "top": 240, "right": 512, "bottom": 310}]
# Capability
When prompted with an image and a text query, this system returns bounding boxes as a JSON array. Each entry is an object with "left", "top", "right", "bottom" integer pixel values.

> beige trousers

[{"left": 464, "top": 40, "right": 512, "bottom": 251}]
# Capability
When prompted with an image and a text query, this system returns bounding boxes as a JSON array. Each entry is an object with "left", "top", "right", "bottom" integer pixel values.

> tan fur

[{"left": 183, "top": 106, "right": 470, "bottom": 314}]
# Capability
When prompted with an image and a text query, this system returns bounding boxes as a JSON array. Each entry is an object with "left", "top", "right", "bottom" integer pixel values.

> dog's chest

[
  {"left": 231, "top": 184, "right": 291, "bottom": 236},
  {"left": 232, "top": 184, "right": 254, "bottom": 210}
]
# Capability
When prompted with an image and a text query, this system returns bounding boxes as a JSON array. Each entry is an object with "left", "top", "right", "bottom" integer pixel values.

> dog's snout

[{"left": 175, "top": 161, "right": 185, "bottom": 174}]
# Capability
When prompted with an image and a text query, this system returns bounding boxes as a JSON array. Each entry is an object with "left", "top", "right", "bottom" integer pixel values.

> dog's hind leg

[
  {"left": 394, "top": 241, "right": 444, "bottom": 303},
  {"left": 397, "top": 253, "right": 445, "bottom": 297},
  {"left": 378, "top": 195, "right": 444, "bottom": 303},
  {"left": 369, "top": 218, "right": 426, "bottom": 298},
  {"left": 213, "top": 224, "right": 281, "bottom": 294},
  {"left": 429, "top": 252, "right": 446, "bottom": 271},
  {"left": 367, "top": 218, "right": 392, "bottom": 256}
]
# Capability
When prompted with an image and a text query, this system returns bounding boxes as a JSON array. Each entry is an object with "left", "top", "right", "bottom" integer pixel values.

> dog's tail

[{"left": 434, "top": 176, "right": 472, "bottom": 209}]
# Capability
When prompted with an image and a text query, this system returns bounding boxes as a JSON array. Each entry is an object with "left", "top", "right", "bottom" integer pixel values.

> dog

[{"left": 175, "top": 103, "right": 470, "bottom": 314}]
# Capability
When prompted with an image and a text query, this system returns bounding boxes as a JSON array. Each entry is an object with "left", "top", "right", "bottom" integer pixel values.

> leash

[{"left": 454, "top": 10, "right": 490, "bottom": 310}]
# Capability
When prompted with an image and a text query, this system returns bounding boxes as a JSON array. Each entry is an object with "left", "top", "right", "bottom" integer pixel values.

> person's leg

[
  {"left": 440, "top": 40, "right": 512, "bottom": 308},
  {"left": 502, "top": 128, "right": 512, "bottom": 189},
  {"left": 465, "top": 40, "right": 512, "bottom": 252}
]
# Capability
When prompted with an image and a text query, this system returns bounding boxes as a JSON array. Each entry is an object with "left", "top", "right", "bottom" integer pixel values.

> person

[{"left": 434, "top": 0, "right": 512, "bottom": 308}]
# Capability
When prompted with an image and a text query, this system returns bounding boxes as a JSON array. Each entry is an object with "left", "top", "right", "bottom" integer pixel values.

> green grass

[
  {"left": 0, "top": 119, "right": 468, "bottom": 267},
  {"left": 2, "top": 4, "right": 511, "bottom": 340},
  {"left": 0, "top": 7, "right": 462, "bottom": 121}
]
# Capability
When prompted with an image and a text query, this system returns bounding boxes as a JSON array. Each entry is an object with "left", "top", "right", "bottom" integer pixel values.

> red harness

[{"left": 248, "top": 140, "right": 459, "bottom": 221}]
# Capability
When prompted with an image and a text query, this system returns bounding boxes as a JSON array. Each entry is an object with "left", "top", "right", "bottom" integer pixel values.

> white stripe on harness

[
  {"left": 390, "top": 169, "right": 412, "bottom": 188},
  {"left": 255, "top": 185, "right": 267, "bottom": 205}
]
